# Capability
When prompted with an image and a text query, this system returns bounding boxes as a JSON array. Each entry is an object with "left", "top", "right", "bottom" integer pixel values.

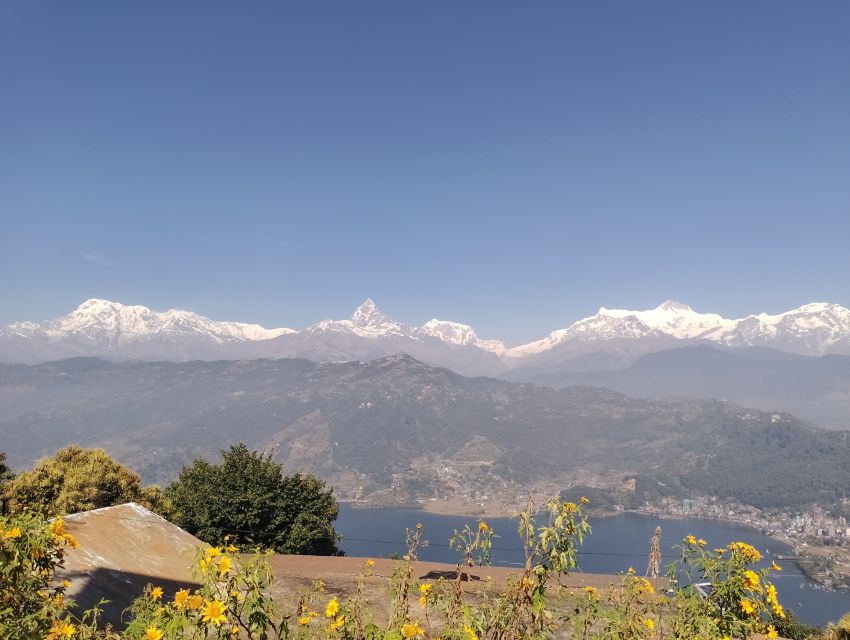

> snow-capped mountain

[
  {"left": 306, "top": 298, "right": 411, "bottom": 338},
  {"left": 415, "top": 319, "right": 507, "bottom": 355},
  {"left": 0, "top": 299, "right": 295, "bottom": 363},
  {"left": 1, "top": 298, "right": 849, "bottom": 373}
]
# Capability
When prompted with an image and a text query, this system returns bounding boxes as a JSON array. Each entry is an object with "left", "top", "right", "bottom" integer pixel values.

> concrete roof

[{"left": 58, "top": 502, "right": 203, "bottom": 628}]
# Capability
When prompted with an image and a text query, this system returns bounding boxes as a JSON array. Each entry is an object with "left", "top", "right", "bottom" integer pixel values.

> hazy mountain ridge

[
  {"left": 2, "top": 298, "right": 849, "bottom": 374},
  {"left": 1, "top": 354, "right": 848, "bottom": 510},
  {"left": 517, "top": 346, "right": 850, "bottom": 430}
]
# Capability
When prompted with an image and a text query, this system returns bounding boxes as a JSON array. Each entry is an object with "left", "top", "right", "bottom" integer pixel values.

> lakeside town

[
  {"left": 637, "top": 496, "right": 850, "bottom": 590},
  {"left": 338, "top": 454, "right": 850, "bottom": 591}
]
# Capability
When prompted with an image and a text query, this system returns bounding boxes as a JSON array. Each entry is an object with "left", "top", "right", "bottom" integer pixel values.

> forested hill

[{"left": 1, "top": 354, "right": 848, "bottom": 510}]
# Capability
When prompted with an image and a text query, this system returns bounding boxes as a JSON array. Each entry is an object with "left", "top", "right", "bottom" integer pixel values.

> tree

[
  {"left": 2, "top": 445, "right": 158, "bottom": 516},
  {"left": 166, "top": 443, "right": 341, "bottom": 555}
]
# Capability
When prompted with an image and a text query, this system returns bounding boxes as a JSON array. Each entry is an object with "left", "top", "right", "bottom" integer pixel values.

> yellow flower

[
  {"left": 325, "top": 596, "right": 339, "bottom": 618},
  {"left": 729, "top": 542, "right": 761, "bottom": 562},
  {"left": 580, "top": 496, "right": 589, "bottom": 504},
  {"left": 419, "top": 583, "right": 432, "bottom": 595},
  {"left": 46, "top": 620, "right": 76, "bottom": 639},
  {"left": 697, "top": 538, "right": 706, "bottom": 547},
  {"left": 50, "top": 518, "right": 66, "bottom": 538},
  {"left": 48, "top": 518, "right": 81, "bottom": 548},
  {"left": 479, "top": 521, "right": 489, "bottom": 532},
  {"left": 639, "top": 578, "right": 654, "bottom": 594},
  {"left": 299, "top": 616, "right": 311, "bottom": 626},
  {"left": 584, "top": 585, "right": 598, "bottom": 598},
  {"left": 773, "top": 603, "right": 786, "bottom": 619},
  {"left": 464, "top": 624, "right": 478, "bottom": 640},
  {"left": 767, "top": 624, "right": 778, "bottom": 639},
  {"left": 145, "top": 627, "right": 164, "bottom": 640},
  {"left": 230, "top": 589, "right": 242, "bottom": 601},
  {"left": 202, "top": 599, "right": 228, "bottom": 626},
  {"left": 419, "top": 595, "right": 427, "bottom": 607},
  {"left": 188, "top": 594, "right": 204, "bottom": 610},
  {"left": 2, "top": 527, "right": 21, "bottom": 540},
  {"left": 686, "top": 534, "right": 697, "bottom": 545},
  {"left": 331, "top": 615, "right": 346, "bottom": 630},
  {"left": 206, "top": 546, "right": 223, "bottom": 559},
  {"left": 401, "top": 621, "right": 425, "bottom": 638},
  {"left": 771, "top": 561, "right": 782, "bottom": 571},
  {"left": 219, "top": 556, "right": 232, "bottom": 577},
  {"left": 174, "top": 589, "right": 190, "bottom": 609},
  {"left": 226, "top": 544, "right": 239, "bottom": 553},
  {"left": 740, "top": 598, "right": 757, "bottom": 616},
  {"left": 150, "top": 586, "right": 163, "bottom": 601},
  {"left": 366, "top": 559, "right": 375, "bottom": 567},
  {"left": 627, "top": 566, "right": 635, "bottom": 574},
  {"left": 62, "top": 580, "right": 72, "bottom": 589},
  {"left": 766, "top": 583, "right": 779, "bottom": 606},
  {"left": 564, "top": 502, "right": 577, "bottom": 512},
  {"left": 743, "top": 570, "right": 762, "bottom": 592},
  {"left": 644, "top": 618, "right": 655, "bottom": 631}
]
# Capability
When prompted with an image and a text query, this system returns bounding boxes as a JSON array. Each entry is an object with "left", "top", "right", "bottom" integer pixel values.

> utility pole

[{"left": 646, "top": 526, "right": 661, "bottom": 579}]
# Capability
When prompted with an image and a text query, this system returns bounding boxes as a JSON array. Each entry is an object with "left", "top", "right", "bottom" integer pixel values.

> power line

[{"left": 66, "top": 512, "right": 716, "bottom": 560}]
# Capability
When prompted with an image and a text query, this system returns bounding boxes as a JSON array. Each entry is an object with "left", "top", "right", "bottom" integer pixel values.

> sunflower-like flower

[
  {"left": 145, "top": 627, "right": 164, "bottom": 640},
  {"left": 740, "top": 598, "right": 757, "bottom": 616},
  {"left": 325, "top": 596, "right": 340, "bottom": 618},
  {"left": 174, "top": 589, "right": 190, "bottom": 610},
  {"left": 743, "top": 570, "right": 762, "bottom": 593},
  {"left": 202, "top": 599, "right": 228, "bottom": 626}
]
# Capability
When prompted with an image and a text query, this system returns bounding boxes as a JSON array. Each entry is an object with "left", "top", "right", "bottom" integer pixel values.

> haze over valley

[{"left": 3, "top": 297, "right": 849, "bottom": 429}]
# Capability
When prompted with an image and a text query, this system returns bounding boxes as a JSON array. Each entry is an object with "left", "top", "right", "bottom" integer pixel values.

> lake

[{"left": 336, "top": 504, "right": 850, "bottom": 628}]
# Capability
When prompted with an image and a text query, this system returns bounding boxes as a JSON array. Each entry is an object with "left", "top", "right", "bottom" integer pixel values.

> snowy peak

[
  {"left": 505, "top": 300, "right": 850, "bottom": 358},
  {"left": 21, "top": 299, "right": 294, "bottom": 346},
  {"left": 351, "top": 298, "right": 394, "bottom": 329},
  {"left": 2, "top": 297, "right": 849, "bottom": 366},
  {"left": 719, "top": 302, "right": 850, "bottom": 354},
  {"left": 416, "top": 319, "right": 507, "bottom": 354},
  {"left": 598, "top": 302, "right": 732, "bottom": 339},
  {"left": 655, "top": 300, "right": 693, "bottom": 313},
  {"left": 309, "top": 299, "right": 410, "bottom": 338}
]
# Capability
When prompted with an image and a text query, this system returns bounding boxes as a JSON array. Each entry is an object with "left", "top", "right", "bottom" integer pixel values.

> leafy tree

[
  {"left": 166, "top": 443, "right": 340, "bottom": 555},
  {"left": 2, "top": 445, "right": 160, "bottom": 517}
]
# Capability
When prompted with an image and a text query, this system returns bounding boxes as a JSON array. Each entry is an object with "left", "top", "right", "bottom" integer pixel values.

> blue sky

[{"left": 1, "top": 1, "right": 848, "bottom": 343}]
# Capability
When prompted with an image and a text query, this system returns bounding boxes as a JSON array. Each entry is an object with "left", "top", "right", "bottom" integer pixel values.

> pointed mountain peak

[
  {"left": 354, "top": 298, "right": 378, "bottom": 313},
  {"left": 351, "top": 298, "right": 392, "bottom": 328}
]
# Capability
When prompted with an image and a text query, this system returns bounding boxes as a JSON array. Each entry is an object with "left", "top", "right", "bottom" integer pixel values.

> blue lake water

[{"left": 336, "top": 504, "right": 850, "bottom": 628}]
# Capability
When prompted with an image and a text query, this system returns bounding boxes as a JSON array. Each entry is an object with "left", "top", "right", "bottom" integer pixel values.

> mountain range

[
  {"left": 2, "top": 298, "right": 849, "bottom": 375},
  {"left": 1, "top": 354, "right": 848, "bottom": 511},
  {"left": 3, "top": 298, "right": 850, "bottom": 429}
]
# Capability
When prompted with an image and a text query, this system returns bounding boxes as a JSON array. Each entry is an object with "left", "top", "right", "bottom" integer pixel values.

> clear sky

[{"left": 1, "top": 1, "right": 848, "bottom": 343}]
